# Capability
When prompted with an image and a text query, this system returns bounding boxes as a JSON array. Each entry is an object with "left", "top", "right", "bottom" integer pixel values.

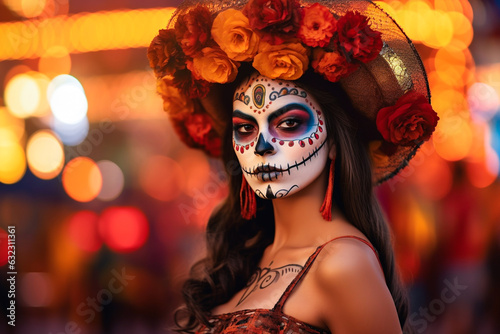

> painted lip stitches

[{"left": 242, "top": 140, "right": 327, "bottom": 181}]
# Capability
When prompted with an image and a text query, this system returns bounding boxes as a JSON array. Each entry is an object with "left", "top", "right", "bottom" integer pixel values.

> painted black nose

[{"left": 255, "top": 133, "right": 274, "bottom": 156}]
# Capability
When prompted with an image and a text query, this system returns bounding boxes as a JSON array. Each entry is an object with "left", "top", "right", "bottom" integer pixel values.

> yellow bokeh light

[
  {"left": 0, "top": 128, "right": 26, "bottom": 184},
  {"left": 39, "top": 46, "right": 71, "bottom": 78},
  {"left": 448, "top": 11, "right": 473, "bottom": 50},
  {"left": 0, "top": 8, "right": 175, "bottom": 60},
  {"left": 0, "top": 107, "right": 25, "bottom": 142},
  {"left": 3, "top": 0, "right": 46, "bottom": 18},
  {"left": 62, "top": 157, "right": 103, "bottom": 202},
  {"left": 5, "top": 73, "right": 40, "bottom": 118},
  {"left": 26, "top": 130, "right": 64, "bottom": 180}
]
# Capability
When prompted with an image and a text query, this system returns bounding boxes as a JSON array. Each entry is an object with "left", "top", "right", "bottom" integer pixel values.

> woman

[{"left": 148, "top": 0, "right": 439, "bottom": 332}]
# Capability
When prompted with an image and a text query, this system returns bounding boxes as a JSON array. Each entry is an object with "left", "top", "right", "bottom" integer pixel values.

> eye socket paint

[{"left": 268, "top": 103, "right": 315, "bottom": 140}]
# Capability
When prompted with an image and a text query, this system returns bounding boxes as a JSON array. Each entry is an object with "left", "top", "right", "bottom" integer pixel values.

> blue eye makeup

[{"left": 268, "top": 103, "right": 315, "bottom": 140}]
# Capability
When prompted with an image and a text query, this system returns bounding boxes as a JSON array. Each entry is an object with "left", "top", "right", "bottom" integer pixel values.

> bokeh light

[
  {"left": 0, "top": 229, "right": 8, "bottom": 266},
  {"left": 67, "top": 210, "right": 102, "bottom": 252},
  {"left": 47, "top": 74, "right": 88, "bottom": 124},
  {"left": 62, "top": 157, "right": 102, "bottom": 202},
  {"left": 20, "top": 272, "right": 53, "bottom": 307},
  {"left": 5, "top": 73, "right": 41, "bottom": 118},
  {"left": 0, "top": 8, "right": 175, "bottom": 61},
  {"left": 26, "top": 130, "right": 64, "bottom": 180},
  {"left": 0, "top": 128, "right": 26, "bottom": 184},
  {"left": 468, "top": 83, "right": 500, "bottom": 122},
  {"left": 51, "top": 116, "right": 89, "bottom": 146},
  {"left": 97, "top": 160, "right": 125, "bottom": 201},
  {"left": 99, "top": 206, "right": 149, "bottom": 253},
  {"left": 0, "top": 106, "right": 25, "bottom": 141},
  {"left": 38, "top": 46, "right": 71, "bottom": 78},
  {"left": 139, "top": 155, "right": 184, "bottom": 201},
  {"left": 434, "top": 118, "right": 473, "bottom": 161},
  {"left": 3, "top": 0, "right": 47, "bottom": 18}
]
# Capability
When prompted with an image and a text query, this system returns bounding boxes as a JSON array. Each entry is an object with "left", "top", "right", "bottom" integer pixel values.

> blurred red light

[
  {"left": 99, "top": 206, "right": 149, "bottom": 253},
  {"left": 67, "top": 211, "right": 102, "bottom": 252}
]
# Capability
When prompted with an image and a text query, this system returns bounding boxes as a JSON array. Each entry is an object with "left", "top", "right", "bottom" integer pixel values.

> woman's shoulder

[
  {"left": 314, "top": 234, "right": 383, "bottom": 283},
  {"left": 310, "top": 235, "right": 402, "bottom": 333}
]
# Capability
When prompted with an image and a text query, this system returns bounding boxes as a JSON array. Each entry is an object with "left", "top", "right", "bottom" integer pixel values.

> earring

[
  {"left": 320, "top": 159, "right": 335, "bottom": 221},
  {"left": 240, "top": 176, "right": 256, "bottom": 220}
]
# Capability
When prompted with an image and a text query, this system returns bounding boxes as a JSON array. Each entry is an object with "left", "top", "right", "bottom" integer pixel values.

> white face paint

[{"left": 232, "top": 73, "right": 329, "bottom": 199}]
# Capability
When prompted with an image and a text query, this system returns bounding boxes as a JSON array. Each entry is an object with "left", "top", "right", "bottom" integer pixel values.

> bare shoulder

[
  {"left": 312, "top": 237, "right": 403, "bottom": 334},
  {"left": 314, "top": 237, "right": 384, "bottom": 284}
]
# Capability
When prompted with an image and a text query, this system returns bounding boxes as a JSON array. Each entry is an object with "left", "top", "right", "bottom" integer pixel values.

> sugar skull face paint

[{"left": 233, "top": 74, "right": 329, "bottom": 199}]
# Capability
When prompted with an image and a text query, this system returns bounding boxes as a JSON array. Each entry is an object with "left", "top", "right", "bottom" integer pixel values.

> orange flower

[
  {"left": 253, "top": 41, "right": 309, "bottom": 80},
  {"left": 192, "top": 47, "right": 239, "bottom": 83},
  {"left": 311, "top": 48, "right": 359, "bottom": 82},
  {"left": 212, "top": 9, "right": 260, "bottom": 61},
  {"left": 157, "top": 76, "right": 194, "bottom": 119},
  {"left": 298, "top": 3, "right": 337, "bottom": 47}
]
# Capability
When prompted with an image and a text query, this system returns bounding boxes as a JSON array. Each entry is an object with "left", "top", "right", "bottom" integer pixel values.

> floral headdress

[{"left": 148, "top": 0, "right": 439, "bottom": 184}]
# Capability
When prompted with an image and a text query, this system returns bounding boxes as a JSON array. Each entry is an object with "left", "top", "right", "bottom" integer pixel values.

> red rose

[
  {"left": 376, "top": 91, "right": 439, "bottom": 146},
  {"left": 175, "top": 5, "right": 213, "bottom": 56},
  {"left": 337, "top": 11, "right": 382, "bottom": 63},
  {"left": 298, "top": 3, "right": 337, "bottom": 48},
  {"left": 243, "top": 0, "right": 300, "bottom": 45},
  {"left": 311, "top": 48, "right": 359, "bottom": 82},
  {"left": 173, "top": 69, "right": 212, "bottom": 99},
  {"left": 147, "top": 29, "right": 186, "bottom": 78},
  {"left": 173, "top": 112, "right": 221, "bottom": 157}
]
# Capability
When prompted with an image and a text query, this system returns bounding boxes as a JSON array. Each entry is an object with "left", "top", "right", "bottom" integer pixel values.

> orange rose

[
  {"left": 311, "top": 48, "right": 359, "bottom": 82},
  {"left": 253, "top": 41, "right": 309, "bottom": 80},
  {"left": 212, "top": 9, "right": 260, "bottom": 61},
  {"left": 298, "top": 3, "right": 337, "bottom": 48},
  {"left": 157, "top": 76, "right": 194, "bottom": 119},
  {"left": 192, "top": 47, "right": 239, "bottom": 83}
]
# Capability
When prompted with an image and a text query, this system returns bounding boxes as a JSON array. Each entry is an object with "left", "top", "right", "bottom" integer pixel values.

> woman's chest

[{"left": 212, "top": 261, "right": 302, "bottom": 314}]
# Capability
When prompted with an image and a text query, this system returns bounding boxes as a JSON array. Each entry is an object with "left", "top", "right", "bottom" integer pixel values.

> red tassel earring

[
  {"left": 320, "top": 159, "right": 335, "bottom": 221},
  {"left": 240, "top": 176, "right": 256, "bottom": 220}
]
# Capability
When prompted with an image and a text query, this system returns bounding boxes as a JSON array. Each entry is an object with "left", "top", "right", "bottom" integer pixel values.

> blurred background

[{"left": 0, "top": 0, "right": 499, "bottom": 333}]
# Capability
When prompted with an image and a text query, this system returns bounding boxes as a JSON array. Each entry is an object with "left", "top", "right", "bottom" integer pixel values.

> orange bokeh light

[
  {"left": 67, "top": 211, "right": 102, "bottom": 252},
  {"left": 434, "top": 46, "right": 467, "bottom": 87},
  {"left": 433, "top": 118, "right": 472, "bottom": 161},
  {"left": 99, "top": 206, "right": 149, "bottom": 253},
  {"left": 38, "top": 46, "right": 71, "bottom": 78},
  {"left": 62, "top": 157, "right": 102, "bottom": 202}
]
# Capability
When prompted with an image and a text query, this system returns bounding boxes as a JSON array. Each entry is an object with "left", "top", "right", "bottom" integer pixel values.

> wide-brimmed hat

[{"left": 148, "top": 0, "right": 439, "bottom": 184}]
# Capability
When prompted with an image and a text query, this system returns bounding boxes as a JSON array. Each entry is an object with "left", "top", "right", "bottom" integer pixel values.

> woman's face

[{"left": 232, "top": 73, "right": 329, "bottom": 199}]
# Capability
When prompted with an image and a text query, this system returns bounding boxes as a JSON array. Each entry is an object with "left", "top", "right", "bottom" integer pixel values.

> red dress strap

[{"left": 272, "top": 235, "right": 381, "bottom": 312}]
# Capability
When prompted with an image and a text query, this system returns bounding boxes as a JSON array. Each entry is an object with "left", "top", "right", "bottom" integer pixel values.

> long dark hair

[{"left": 173, "top": 68, "right": 411, "bottom": 333}]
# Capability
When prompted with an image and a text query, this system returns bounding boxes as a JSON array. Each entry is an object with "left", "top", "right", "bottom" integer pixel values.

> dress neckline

[{"left": 207, "top": 235, "right": 380, "bottom": 333}]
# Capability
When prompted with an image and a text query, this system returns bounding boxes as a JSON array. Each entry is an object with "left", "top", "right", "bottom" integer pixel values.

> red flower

[
  {"left": 171, "top": 112, "right": 222, "bottom": 157},
  {"left": 175, "top": 5, "right": 213, "bottom": 56},
  {"left": 337, "top": 11, "right": 382, "bottom": 63},
  {"left": 243, "top": 0, "right": 300, "bottom": 45},
  {"left": 376, "top": 91, "right": 439, "bottom": 146},
  {"left": 147, "top": 29, "right": 186, "bottom": 78},
  {"left": 173, "top": 69, "right": 212, "bottom": 99},
  {"left": 298, "top": 3, "right": 337, "bottom": 48},
  {"left": 311, "top": 48, "right": 359, "bottom": 82}
]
